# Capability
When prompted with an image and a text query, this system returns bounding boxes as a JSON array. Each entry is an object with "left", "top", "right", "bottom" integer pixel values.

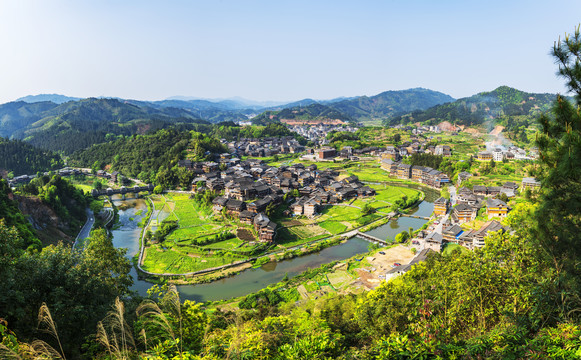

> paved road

[
  {"left": 73, "top": 208, "right": 94, "bottom": 250},
  {"left": 434, "top": 213, "right": 449, "bottom": 234},
  {"left": 449, "top": 185, "right": 457, "bottom": 206}
]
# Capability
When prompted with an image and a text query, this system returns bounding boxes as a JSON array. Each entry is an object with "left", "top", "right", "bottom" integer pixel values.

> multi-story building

[
  {"left": 521, "top": 177, "right": 541, "bottom": 191},
  {"left": 493, "top": 148, "right": 504, "bottom": 162},
  {"left": 477, "top": 151, "right": 493, "bottom": 161},
  {"left": 396, "top": 163, "right": 412, "bottom": 179},
  {"left": 486, "top": 198, "right": 509, "bottom": 218},
  {"left": 453, "top": 203, "right": 477, "bottom": 223},
  {"left": 433, "top": 197, "right": 448, "bottom": 216}
]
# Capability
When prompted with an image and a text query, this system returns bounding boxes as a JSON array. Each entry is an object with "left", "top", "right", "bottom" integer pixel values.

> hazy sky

[{"left": 0, "top": 0, "right": 580, "bottom": 103}]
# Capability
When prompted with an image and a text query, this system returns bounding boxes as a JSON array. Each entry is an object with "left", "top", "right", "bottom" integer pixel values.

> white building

[{"left": 493, "top": 148, "right": 504, "bottom": 162}]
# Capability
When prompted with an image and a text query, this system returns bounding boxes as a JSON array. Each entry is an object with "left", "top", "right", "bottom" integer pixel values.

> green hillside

[
  {"left": 0, "top": 98, "right": 209, "bottom": 154},
  {"left": 0, "top": 137, "right": 63, "bottom": 176},
  {"left": 251, "top": 103, "right": 353, "bottom": 125},
  {"left": 388, "top": 86, "right": 558, "bottom": 126},
  {"left": 329, "top": 87, "right": 455, "bottom": 123},
  {"left": 251, "top": 88, "right": 454, "bottom": 125},
  {"left": 0, "top": 101, "right": 61, "bottom": 138}
]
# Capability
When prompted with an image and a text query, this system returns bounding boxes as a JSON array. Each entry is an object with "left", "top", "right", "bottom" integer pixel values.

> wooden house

[
  {"left": 453, "top": 203, "right": 477, "bottom": 223},
  {"left": 433, "top": 197, "right": 448, "bottom": 216},
  {"left": 486, "top": 198, "right": 509, "bottom": 218}
]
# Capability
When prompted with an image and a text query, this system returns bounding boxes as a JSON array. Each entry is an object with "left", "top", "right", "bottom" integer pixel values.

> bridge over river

[{"left": 91, "top": 184, "right": 154, "bottom": 197}]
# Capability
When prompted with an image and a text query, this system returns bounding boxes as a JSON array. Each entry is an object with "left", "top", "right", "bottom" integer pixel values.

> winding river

[{"left": 110, "top": 186, "right": 437, "bottom": 302}]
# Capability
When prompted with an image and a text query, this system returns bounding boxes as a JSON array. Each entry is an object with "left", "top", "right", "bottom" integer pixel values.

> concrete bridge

[
  {"left": 354, "top": 231, "right": 390, "bottom": 245},
  {"left": 91, "top": 184, "right": 154, "bottom": 198},
  {"left": 399, "top": 214, "right": 431, "bottom": 220}
]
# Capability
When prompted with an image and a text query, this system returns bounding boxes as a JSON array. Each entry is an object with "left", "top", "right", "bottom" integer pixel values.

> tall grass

[{"left": 96, "top": 297, "right": 135, "bottom": 360}]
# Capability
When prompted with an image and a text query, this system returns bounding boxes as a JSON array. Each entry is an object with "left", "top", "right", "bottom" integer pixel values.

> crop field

[
  {"left": 327, "top": 270, "right": 355, "bottom": 289},
  {"left": 200, "top": 237, "right": 243, "bottom": 250},
  {"left": 344, "top": 164, "right": 391, "bottom": 182},
  {"left": 363, "top": 186, "right": 421, "bottom": 210},
  {"left": 142, "top": 243, "right": 243, "bottom": 273},
  {"left": 169, "top": 224, "right": 223, "bottom": 243},
  {"left": 319, "top": 220, "right": 348, "bottom": 234},
  {"left": 304, "top": 281, "right": 320, "bottom": 292},
  {"left": 236, "top": 228, "right": 255, "bottom": 241},
  {"left": 144, "top": 193, "right": 256, "bottom": 273},
  {"left": 289, "top": 225, "right": 328, "bottom": 239},
  {"left": 276, "top": 225, "right": 329, "bottom": 247}
]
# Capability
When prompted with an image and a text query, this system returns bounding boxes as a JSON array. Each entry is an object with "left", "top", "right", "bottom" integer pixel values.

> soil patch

[
  {"left": 236, "top": 228, "right": 255, "bottom": 241},
  {"left": 490, "top": 125, "right": 504, "bottom": 136}
]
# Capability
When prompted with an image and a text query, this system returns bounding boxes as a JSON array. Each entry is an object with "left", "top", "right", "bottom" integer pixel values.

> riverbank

[
  {"left": 206, "top": 241, "right": 419, "bottom": 309},
  {"left": 106, "top": 194, "right": 432, "bottom": 301},
  {"left": 133, "top": 189, "right": 431, "bottom": 285}
]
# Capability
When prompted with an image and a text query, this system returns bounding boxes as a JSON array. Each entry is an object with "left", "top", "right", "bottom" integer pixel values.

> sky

[{"left": 0, "top": 0, "right": 580, "bottom": 104}]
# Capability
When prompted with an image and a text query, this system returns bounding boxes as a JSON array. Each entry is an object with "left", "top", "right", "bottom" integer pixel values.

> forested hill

[
  {"left": 126, "top": 98, "right": 255, "bottom": 123},
  {"left": 251, "top": 103, "right": 353, "bottom": 125},
  {"left": 328, "top": 87, "right": 455, "bottom": 122},
  {"left": 0, "top": 137, "right": 63, "bottom": 176},
  {"left": 69, "top": 123, "right": 299, "bottom": 187},
  {"left": 387, "top": 86, "right": 558, "bottom": 126},
  {"left": 0, "top": 101, "right": 61, "bottom": 139},
  {"left": 251, "top": 88, "right": 455, "bottom": 125},
  {"left": 0, "top": 98, "right": 209, "bottom": 154}
]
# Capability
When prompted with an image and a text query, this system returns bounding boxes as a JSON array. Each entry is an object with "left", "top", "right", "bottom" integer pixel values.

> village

[{"left": 5, "top": 124, "right": 541, "bottom": 291}]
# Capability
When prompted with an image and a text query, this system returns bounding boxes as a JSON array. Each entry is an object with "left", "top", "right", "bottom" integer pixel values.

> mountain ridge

[{"left": 387, "top": 85, "right": 558, "bottom": 126}]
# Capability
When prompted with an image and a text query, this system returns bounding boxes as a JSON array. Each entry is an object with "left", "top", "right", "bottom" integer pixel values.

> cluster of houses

[
  {"left": 184, "top": 158, "right": 375, "bottom": 242},
  {"left": 423, "top": 182, "right": 518, "bottom": 251},
  {"left": 7, "top": 167, "right": 92, "bottom": 187},
  {"left": 382, "top": 143, "right": 452, "bottom": 160},
  {"left": 288, "top": 124, "right": 359, "bottom": 144},
  {"left": 221, "top": 136, "right": 305, "bottom": 158},
  {"left": 477, "top": 145, "right": 538, "bottom": 162},
  {"left": 436, "top": 183, "right": 516, "bottom": 219},
  {"left": 380, "top": 159, "right": 451, "bottom": 188},
  {"left": 432, "top": 220, "right": 505, "bottom": 249}
]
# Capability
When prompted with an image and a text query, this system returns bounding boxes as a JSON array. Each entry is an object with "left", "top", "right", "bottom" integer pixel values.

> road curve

[{"left": 73, "top": 208, "right": 94, "bottom": 250}]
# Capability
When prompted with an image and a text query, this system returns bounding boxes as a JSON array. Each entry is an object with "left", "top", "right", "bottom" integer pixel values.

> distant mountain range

[
  {"left": 252, "top": 88, "right": 455, "bottom": 125},
  {"left": 0, "top": 86, "right": 561, "bottom": 155},
  {"left": 16, "top": 94, "right": 80, "bottom": 104}
]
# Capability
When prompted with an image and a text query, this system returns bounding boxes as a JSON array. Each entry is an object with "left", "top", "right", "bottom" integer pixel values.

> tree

[
  {"left": 91, "top": 160, "right": 101, "bottom": 174},
  {"left": 533, "top": 25, "right": 581, "bottom": 320},
  {"left": 93, "top": 179, "right": 103, "bottom": 190},
  {"left": 394, "top": 231, "right": 409, "bottom": 243},
  {"left": 153, "top": 185, "right": 163, "bottom": 194},
  {"left": 361, "top": 203, "right": 375, "bottom": 216},
  {"left": 265, "top": 202, "right": 277, "bottom": 217},
  {"left": 440, "top": 186, "right": 450, "bottom": 200}
]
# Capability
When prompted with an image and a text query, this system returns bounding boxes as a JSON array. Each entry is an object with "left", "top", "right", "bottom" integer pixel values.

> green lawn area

[{"left": 442, "top": 243, "right": 469, "bottom": 256}]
